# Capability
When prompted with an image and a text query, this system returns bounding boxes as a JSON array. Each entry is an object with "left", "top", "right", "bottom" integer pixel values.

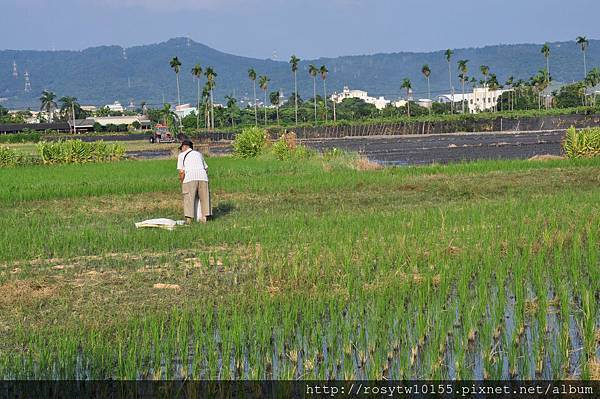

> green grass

[{"left": 0, "top": 156, "right": 598, "bottom": 380}]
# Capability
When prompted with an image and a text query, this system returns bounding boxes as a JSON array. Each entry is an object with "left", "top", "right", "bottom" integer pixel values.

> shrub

[
  {"left": 563, "top": 126, "right": 600, "bottom": 159},
  {"left": 0, "top": 146, "right": 18, "bottom": 167},
  {"left": 37, "top": 140, "right": 126, "bottom": 164},
  {"left": 0, "top": 132, "right": 41, "bottom": 144},
  {"left": 0, "top": 146, "right": 39, "bottom": 167},
  {"left": 233, "top": 127, "right": 267, "bottom": 158}
]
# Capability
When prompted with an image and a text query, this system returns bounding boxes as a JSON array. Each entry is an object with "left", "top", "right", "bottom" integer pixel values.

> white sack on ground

[{"left": 134, "top": 218, "right": 185, "bottom": 230}]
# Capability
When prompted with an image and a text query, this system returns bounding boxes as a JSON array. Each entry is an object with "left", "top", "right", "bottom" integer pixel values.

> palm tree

[
  {"left": 248, "top": 68, "right": 258, "bottom": 126},
  {"left": 40, "top": 90, "right": 57, "bottom": 123},
  {"left": 421, "top": 64, "right": 432, "bottom": 102},
  {"left": 58, "top": 96, "right": 79, "bottom": 119},
  {"left": 445, "top": 49, "right": 454, "bottom": 113},
  {"left": 161, "top": 103, "right": 179, "bottom": 133},
  {"left": 289, "top": 55, "right": 300, "bottom": 125},
  {"left": 479, "top": 65, "right": 490, "bottom": 88},
  {"left": 319, "top": 65, "right": 329, "bottom": 122},
  {"left": 191, "top": 64, "right": 203, "bottom": 130},
  {"left": 169, "top": 57, "right": 182, "bottom": 105},
  {"left": 505, "top": 76, "right": 514, "bottom": 111},
  {"left": 585, "top": 67, "right": 600, "bottom": 105},
  {"left": 576, "top": 36, "right": 589, "bottom": 78},
  {"left": 540, "top": 44, "right": 551, "bottom": 109},
  {"left": 269, "top": 91, "right": 280, "bottom": 125},
  {"left": 401, "top": 78, "right": 412, "bottom": 117},
  {"left": 205, "top": 67, "right": 217, "bottom": 129},
  {"left": 541, "top": 43, "right": 551, "bottom": 83},
  {"left": 258, "top": 75, "right": 270, "bottom": 126},
  {"left": 308, "top": 64, "right": 319, "bottom": 123},
  {"left": 225, "top": 95, "right": 237, "bottom": 127},
  {"left": 457, "top": 59, "right": 469, "bottom": 113}
]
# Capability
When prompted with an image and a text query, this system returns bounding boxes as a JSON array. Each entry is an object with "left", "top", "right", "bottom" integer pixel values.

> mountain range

[{"left": 1, "top": 37, "right": 598, "bottom": 109}]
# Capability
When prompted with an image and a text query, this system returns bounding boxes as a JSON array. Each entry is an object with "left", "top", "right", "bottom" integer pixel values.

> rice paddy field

[{"left": 0, "top": 155, "right": 598, "bottom": 380}]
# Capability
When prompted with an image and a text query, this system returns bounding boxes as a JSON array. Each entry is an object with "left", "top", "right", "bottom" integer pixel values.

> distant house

[
  {"left": 438, "top": 87, "right": 511, "bottom": 113},
  {"left": 80, "top": 105, "right": 97, "bottom": 113},
  {"left": 105, "top": 101, "right": 125, "bottom": 113},
  {"left": 70, "top": 116, "right": 151, "bottom": 132},
  {"left": 174, "top": 104, "right": 197, "bottom": 119},
  {"left": 331, "top": 86, "right": 391, "bottom": 110}
]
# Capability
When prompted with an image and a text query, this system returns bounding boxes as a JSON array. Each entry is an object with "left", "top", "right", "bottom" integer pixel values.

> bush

[
  {"left": 233, "top": 127, "right": 267, "bottom": 158},
  {"left": 0, "top": 132, "right": 41, "bottom": 144},
  {"left": 37, "top": 140, "right": 126, "bottom": 164},
  {"left": 0, "top": 146, "right": 39, "bottom": 167},
  {"left": 0, "top": 146, "right": 19, "bottom": 167},
  {"left": 563, "top": 126, "right": 600, "bottom": 159}
]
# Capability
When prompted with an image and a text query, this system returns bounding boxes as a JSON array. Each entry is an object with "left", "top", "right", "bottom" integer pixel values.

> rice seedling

[{"left": 0, "top": 155, "right": 597, "bottom": 380}]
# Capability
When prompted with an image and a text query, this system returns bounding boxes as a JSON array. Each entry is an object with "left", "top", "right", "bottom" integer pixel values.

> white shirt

[{"left": 177, "top": 149, "right": 208, "bottom": 183}]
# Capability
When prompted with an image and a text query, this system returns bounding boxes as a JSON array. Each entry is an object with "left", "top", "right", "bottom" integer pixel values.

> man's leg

[
  {"left": 198, "top": 181, "right": 210, "bottom": 221},
  {"left": 182, "top": 181, "right": 199, "bottom": 223}
]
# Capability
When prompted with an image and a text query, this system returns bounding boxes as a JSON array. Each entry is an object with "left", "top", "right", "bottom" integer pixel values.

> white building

[
  {"left": 174, "top": 103, "right": 197, "bottom": 119},
  {"left": 438, "top": 87, "right": 511, "bottom": 113},
  {"left": 105, "top": 101, "right": 125, "bottom": 113},
  {"left": 331, "top": 86, "right": 391, "bottom": 110}
]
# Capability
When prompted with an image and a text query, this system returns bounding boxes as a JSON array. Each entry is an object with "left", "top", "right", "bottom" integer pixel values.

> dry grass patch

[{"left": 0, "top": 280, "right": 56, "bottom": 307}]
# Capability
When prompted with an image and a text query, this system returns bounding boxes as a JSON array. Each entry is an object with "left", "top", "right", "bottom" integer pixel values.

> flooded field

[{"left": 0, "top": 156, "right": 597, "bottom": 380}]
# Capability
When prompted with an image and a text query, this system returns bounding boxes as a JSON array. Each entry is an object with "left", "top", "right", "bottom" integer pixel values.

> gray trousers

[{"left": 182, "top": 180, "right": 210, "bottom": 219}]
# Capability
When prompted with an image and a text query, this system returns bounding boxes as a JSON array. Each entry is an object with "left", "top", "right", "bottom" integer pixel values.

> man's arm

[{"left": 179, "top": 170, "right": 185, "bottom": 183}]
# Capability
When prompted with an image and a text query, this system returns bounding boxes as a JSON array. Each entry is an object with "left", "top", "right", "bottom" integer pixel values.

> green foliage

[
  {"left": 563, "top": 127, "right": 600, "bottom": 158},
  {"left": 0, "top": 146, "right": 19, "bottom": 167},
  {"left": 271, "top": 136, "right": 292, "bottom": 160},
  {"left": 554, "top": 82, "right": 586, "bottom": 108},
  {"left": 0, "top": 146, "right": 38, "bottom": 167},
  {"left": 36, "top": 140, "right": 126, "bottom": 164},
  {"left": 233, "top": 127, "right": 267, "bottom": 158},
  {"left": 0, "top": 132, "right": 41, "bottom": 144}
]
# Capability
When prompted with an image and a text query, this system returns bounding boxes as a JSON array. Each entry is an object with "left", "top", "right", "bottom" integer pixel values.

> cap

[{"left": 179, "top": 139, "right": 193, "bottom": 150}]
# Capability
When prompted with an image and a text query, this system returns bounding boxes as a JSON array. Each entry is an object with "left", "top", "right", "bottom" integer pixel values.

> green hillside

[{"left": 1, "top": 37, "right": 597, "bottom": 109}]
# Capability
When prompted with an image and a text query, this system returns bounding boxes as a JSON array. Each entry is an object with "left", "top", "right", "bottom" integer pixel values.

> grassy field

[{"left": 0, "top": 156, "right": 598, "bottom": 380}]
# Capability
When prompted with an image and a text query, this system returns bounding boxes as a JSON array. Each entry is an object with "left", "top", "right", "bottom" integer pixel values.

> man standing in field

[{"left": 177, "top": 139, "right": 211, "bottom": 224}]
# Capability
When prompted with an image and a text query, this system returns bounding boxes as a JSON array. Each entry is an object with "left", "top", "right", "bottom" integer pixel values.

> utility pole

[{"left": 72, "top": 102, "right": 77, "bottom": 134}]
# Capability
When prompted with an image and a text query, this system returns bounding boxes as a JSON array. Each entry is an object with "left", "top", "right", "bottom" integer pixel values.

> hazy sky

[{"left": 2, "top": 0, "right": 599, "bottom": 59}]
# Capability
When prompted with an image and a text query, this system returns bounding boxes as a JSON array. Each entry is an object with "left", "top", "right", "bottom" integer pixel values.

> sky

[{"left": 1, "top": 0, "right": 599, "bottom": 59}]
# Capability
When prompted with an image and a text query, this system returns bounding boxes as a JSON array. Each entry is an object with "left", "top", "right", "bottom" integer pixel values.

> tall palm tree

[
  {"left": 576, "top": 36, "right": 589, "bottom": 78},
  {"left": 225, "top": 95, "right": 237, "bottom": 127},
  {"left": 308, "top": 64, "right": 319, "bottom": 124},
  {"left": 319, "top": 65, "right": 329, "bottom": 123},
  {"left": 505, "top": 76, "right": 514, "bottom": 111},
  {"left": 269, "top": 91, "right": 280, "bottom": 125},
  {"left": 258, "top": 75, "right": 270, "bottom": 126},
  {"left": 191, "top": 64, "right": 203, "bottom": 130},
  {"left": 457, "top": 59, "right": 469, "bottom": 113},
  {"left": 169, "top": 56, "right": 182, "bottom": 106},
  {"left": 401, "top": 78, "right": 412, "bottom": 117},
  {"left": 480, "top": 65, "right": 490, "bottom": 87},
  {"left": 541, "top": 43, "right": 551, "bottom": 83},
  {"left": 39, "top": 90, "right": 57, "bottom": 123},
  {"left": 445, "top": 49, "right": 454, "bottom": 113},
  {"left": 289, "top": 55, "right": 300, "bottom": 125},
  {"left": 421, "top": 64, "right": 431, "bottom": 101},
  {"left": 541, "top": 44, "right": 551, "bottom": 109},
  {"left": 248, "top": 68, "right": 258, "bottom": 126},
  {"left": 205, "top": 67, "right": 217, "bottom": 129},
  {"left": 420, "top": 64, "right": 432, "bottom": 114}
]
